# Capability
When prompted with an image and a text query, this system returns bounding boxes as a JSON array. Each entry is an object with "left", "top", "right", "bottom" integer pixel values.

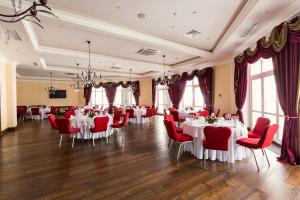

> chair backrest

[
  {"left": 50, "top": 106, "right": 57, "bottom": 114},
  {"left": 65, "top": 111, "right": 75, "bottom": 119},
  {"left": 93, "top": 116, "right": 109, "bottom": 132},
  {"left": 253, "top": 117, "right": 271, "bottom": 138},
  {"left": 55, "top": 118, "right": 73, "bottom": 134},
  {"left": 199, "top": 110, "right": 209, "bottom": 117},
  {"left": 258, "top": 124, "right": 279, "bottom": 148},
  {"left": 163, "top": 119, "right": 176, "bottom": 140},
  {"left": 169, "top": 107, "right": 177, "bottom": 112},
  {"left": 145, "top": 108, "right": 153, "bottom": 117},
  {"left": 216, "top": 109, "right": 221, "bottom": 117},
  {"left": 164, "top": 114, "right": 174, "bottom": 122},
  {"left": 170, "top": 110, "right": 179, "bottom": 121},
  {"left": 126, "top": 109, "right": 135, "bottom": 118},
  {"left": 48, "top": 115, "right": 58, "bottom": 130},
  {"left": 113, "top": 110, "right": 123, "bottom": 122},
  {"left": 203, "top": 126, "right": 232, "bottom": 151},
  {"left": 31, "top": 107, "right": 40, "bottom": 115},
  {"left": 17, "top": 106, "right": 26, "bottom": 116},
  {"left": 121, "top": 112, "right": 130, "bottom": 127}
]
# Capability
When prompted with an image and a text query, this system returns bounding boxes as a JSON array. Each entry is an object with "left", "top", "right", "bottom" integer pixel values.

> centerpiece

[
  {"left": 205, "top": 115, "right": 218, "bottom": 124},
  {"left": 88, "top": 111, "right": 96, "bottom": 118}
]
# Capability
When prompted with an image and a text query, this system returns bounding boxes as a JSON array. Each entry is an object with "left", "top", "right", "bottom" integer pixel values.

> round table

[
  {"left": 182, "top": 118, "right": 249, "bottom": 163},
  {"left": 70, "top": 114, "right": 113, "bottom": 139}
]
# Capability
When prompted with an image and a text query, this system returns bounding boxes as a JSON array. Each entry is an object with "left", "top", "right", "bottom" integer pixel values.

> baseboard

[{"left": 1, "top": 126, "right": 17, "bottom": 137}]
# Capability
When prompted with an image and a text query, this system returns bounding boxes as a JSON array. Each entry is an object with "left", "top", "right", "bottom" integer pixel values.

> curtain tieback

[{"left": 285, "top": 116, "right": 298, "bottom": 121}]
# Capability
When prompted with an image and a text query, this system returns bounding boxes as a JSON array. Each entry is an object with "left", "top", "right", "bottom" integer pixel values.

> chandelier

[
  {"left": 79, "top": 41, "right": 101, "bottom": 87},
  {"left": 158, "top": 55, "right": 174, "bottom": 88},
  {"left": 46, "top": 72, "right": 58, "bottom": 95},
  {"left": 0, "top": 0, "right": 57, "bottom": 29},
  {"left": 127, "top": 69, "right": 136, "bottom": 92},
  {"left": 72, "top": 63, "right": 84, "bottom": 91}
]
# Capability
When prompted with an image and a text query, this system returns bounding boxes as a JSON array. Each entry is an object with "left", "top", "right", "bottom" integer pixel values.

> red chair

[
  {"left": 55, "top": 118, "right": 81, "bottom": 148},
  {"left": 203, "top": 126, "right": 232, "bottom": 169},
  {"left": 169, "top": 107, "right": 177, "bottom": 112},
  {"left": 142, "top": 108, "right": 153, "bottom": 124},
  {"left": 163, "top": 119, "right": 193, "bottom": 160},
  {"left": 46, "top": 106, "right": 57, "bottom": 115},
  {"left": 111, "top": 112, "right": 129, "bottom": 135},
  {"left": 248, "top": 117, "right": 270, "bottom": 139},
  {"left": 31, "top": 107, "right": 41, "bottom": 120},
  {"left": 17, "top": 106, "right": 29, "bottom": 122},
  {"left": 90, "top": 116, "right": 110, "bottom": 146},
  {"left": 65, "top": 110, "right": 75, "bottom": 119},
  {"left": 198, "top": 110, "right": 209, "bottom": 117},
  {"left": 113, "top": 109, "right": 123, "bottom": 123},
  {"left": 170, "top": 110, "right": 185, "bottom": 127},
  {"left": 236, "top": 124, "right": 279, "bottom": 171},
  {"left": 126, "top": 109, "right": 137, "bottom": 123},
  {"left": 48, "top": 115, "right": 58, "bottom": 130},
  {"left": 164, "top": 114, "right": 183, "bottom": 133}
]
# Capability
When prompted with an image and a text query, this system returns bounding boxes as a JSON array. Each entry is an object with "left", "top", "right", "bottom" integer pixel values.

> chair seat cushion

[
  {"left": 248, "top": 131, "right": 260, "bottom": 139},
  {"left": 70, "top": 128, "right": 80, "bottom": 134},
  {"left": 178, "top": 118, "right": 185, "bottom": 123},
  {"left": 177, "top": 133, "right": 193, "bottom": 142},
  {"left": 236, "top": 138, "right": 260, "bottom": 149},
  {"left": 176, "top": 127, "right": 183, "bottom": 133},
  {"left": 113, "top": 120, "right": 120, "bottom": 123},
  {"left": 111, "top": 123, "right": 122, "bottom": 128}
]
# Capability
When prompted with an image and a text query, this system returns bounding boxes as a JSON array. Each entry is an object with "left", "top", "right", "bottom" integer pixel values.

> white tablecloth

[
  {"left": 128, "top": 108, "right": 148, "bottom": 124},
  {"left": 70, "top": 114, "right": 113, "bottom": 139},
  {"left": 182, "top": 119, "right": 249, "bottom": 163},
  {"left": 27, "top": 107, "right": 50, "bottom": 120}
]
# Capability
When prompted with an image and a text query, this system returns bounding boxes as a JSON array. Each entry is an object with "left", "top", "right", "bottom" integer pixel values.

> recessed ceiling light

[
  {"left": 175, "top": 57, "right": 178, "bottom": 60},
  {"left": 116, "top": 6, "right": 121, "bottom": 10},
  {"left": 173, "top": 11, "right": 177, "bottom": 16},
  {"left": 193, "top": 11, "right": 197, "bottom": 14},
  {"left": 59, "top": 25, "right": 63, "bottom": 28},
  {"left": 206, "top": 38, "right": 210, "bottom": 41},
  {"left": 137, "top": 13, "right": 146, "bottom": 19},
  {"left": 171, "top": 25, "right": 175, "bottom": 29}
]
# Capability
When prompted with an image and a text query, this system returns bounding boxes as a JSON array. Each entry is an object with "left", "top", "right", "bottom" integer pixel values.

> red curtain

[
  {"left": 197, "top": 68, "right": 214, "bottom": 113},
  {"left": 104, "top": 86, "right": 117, "bottom": 114},
  {"left": 83, "top": 86, "right": 92, "bottom": 105},
  {"left": 168, "top": 79, "right": 187, "bottom": 109},
  {"left": 273, "top": 27, "right": 300, "bottom": 165}
]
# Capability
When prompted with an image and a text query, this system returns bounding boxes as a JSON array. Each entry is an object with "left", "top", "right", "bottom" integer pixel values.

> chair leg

[
  {"left": 72, "top": 136, "right": 75, "bottom": 148},
  {"left": 93, "top": 134, "right": 95, "bottom": 147},
  {"left": 177, "top": 143, "right": 184, "bottom": 160},
  {"left": 263, "top": 149, "right": 270, "bottom": 167},
  {"left": 169, "top": 140, "right": 173, "bottom": 150},
  {"left": 59, "top": 135, "right": 63, "bottom": 147},
  {"left": 261, "top": 149, "right": 265, "bottom": 156},
  {"left": 250, "top": 149, "right": 260, "bottom": 172},
  {"left": 226, "top": 152, "right": 230, "bottom": 172},
  {"left": 203, "top": 148, "right": 206, "bottom": 169}
]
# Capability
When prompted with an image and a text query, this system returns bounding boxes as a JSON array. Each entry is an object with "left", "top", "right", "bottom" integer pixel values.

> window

[
  {"left": 249, "top": 58, "right": 284, "bottom": 144},
  {"left": 114, "top": 86, "right": 136, "bottom": 107},
  {"left": 179, "top": 77, "right": 205, "bottom": 110},
  {"left": 90, "top": 87, "right": 108, "bottom": 108},
  {"left": 155, "top": 84, "right": 172, "bottom": 113}
]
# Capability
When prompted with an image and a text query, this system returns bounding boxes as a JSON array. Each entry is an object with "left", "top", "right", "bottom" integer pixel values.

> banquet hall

[{"left": 1, "top": 0, "right": 300, "bottom": 199}]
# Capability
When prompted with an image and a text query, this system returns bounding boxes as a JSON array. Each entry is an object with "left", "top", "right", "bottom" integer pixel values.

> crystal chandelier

[
  {"left": 127, "top": 69, "right": 136, "bottom": 92},
  {"left": 46, "top": 72, "right": 58, "bottom": 95},
  {"left": 72, "top": 63, "right": 83, "bottom": 91},
  {"left": 80, "top": 41, "right": 101, "bottom": 87},
  {"left": 0, "top": 0, "right": 57, "bottom": 29},
  {"left": 158, "top": 55, "right": 174, "bottom": 88}
]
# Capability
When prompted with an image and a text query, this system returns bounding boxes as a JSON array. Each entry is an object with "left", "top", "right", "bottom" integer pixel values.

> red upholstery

[
  {"left": 142, "top": 108, "right": 153, "bottom": 118},
  {"left": 113, "top": 110, "right": 123, "bottom": 123},
  {"left": 169, "top": 107, "right": 177, "bottom": 112},
  {"left": 17, "top": 106, "right": 26, "bottom": 117},
  {"left": 65, "top": 110, "right": 75, "bottom": 119},
  {"left": 203, "top": 126, "right": 231, "bottom": 151},
  {"left": 31, "top": 107, "right": 40, "bottom": 116},
  {"left": 237, "top": 125, "right": 279, "bottom": 149},
  {"left": 55, "top": 118, "right": 80, "bottom": 135},
  {"left": 248, "top": 117, "right": 271, "bottom": 138},
  {"left": 170, "top": 110, "right": 185, "bottom": 123},
  {"left": 111, "top": 112, "right": 129, "bottom": 128},
  {"left": 126, "top": 109, "right": 136, "bottom": 119},
  {"left": 163, "top": 119, "right": 192, "bottom": 142},
  {"left": 198, "top": 110, "right": 209, "bottom": 117},
  {"left": 164, "top": 114, "right": 183, "bottom": 133},
  {"left": 48, "top": 115, "right": 58, "bottom": 130},
  {"left": 90, "top": 116, "right": 109, "bottom": 133}
]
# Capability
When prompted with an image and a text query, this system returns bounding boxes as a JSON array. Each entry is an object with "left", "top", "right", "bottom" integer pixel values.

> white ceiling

[{"left": 0, "top": 0, "right": 299, "bottom": 81}]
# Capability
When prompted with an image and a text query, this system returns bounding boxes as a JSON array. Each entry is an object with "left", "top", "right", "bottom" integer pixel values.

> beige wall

[
  {"left": 139, "top": 79, "right": 152, "bottom": 106},
  {"left": 0, "top": 61, "right": 17, "bottom": 131},
  {"left": 17, "top": 80, "right": 85, "bottom": 106},
  {"left": 213, "top": 63, "right": 236, "bottom": 115}
]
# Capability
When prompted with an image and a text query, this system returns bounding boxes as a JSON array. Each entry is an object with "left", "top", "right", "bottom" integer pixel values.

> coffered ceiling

[{"left": 0, "top": 0, "right": 299, "bottom": 81}]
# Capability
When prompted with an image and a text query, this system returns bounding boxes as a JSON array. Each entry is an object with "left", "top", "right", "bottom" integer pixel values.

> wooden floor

[{"left": 1, "top": 116, "right": 300, "bottom": 200}]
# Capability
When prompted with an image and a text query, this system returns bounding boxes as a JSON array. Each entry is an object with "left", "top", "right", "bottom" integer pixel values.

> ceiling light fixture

[
  {"left": 137, "top": 13, "right": 146, "bottom": 19},
  {"left": 46, "top": 72, "right": 58, "bottom": 95},
  {"left": 79, "top": 41, "right": 102, "bottom": 87},
  {"left": 0, "top": 0, "right": 57, "bottom": 29},
  {"left": 158, "top": 55, "right": 174, "bottom": 88},
  {"left": 127, "top": 68, "right": 136, "bottom": 92},
  {"left": 72, "top": 63, "right": 83, "bottom": 91}
]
